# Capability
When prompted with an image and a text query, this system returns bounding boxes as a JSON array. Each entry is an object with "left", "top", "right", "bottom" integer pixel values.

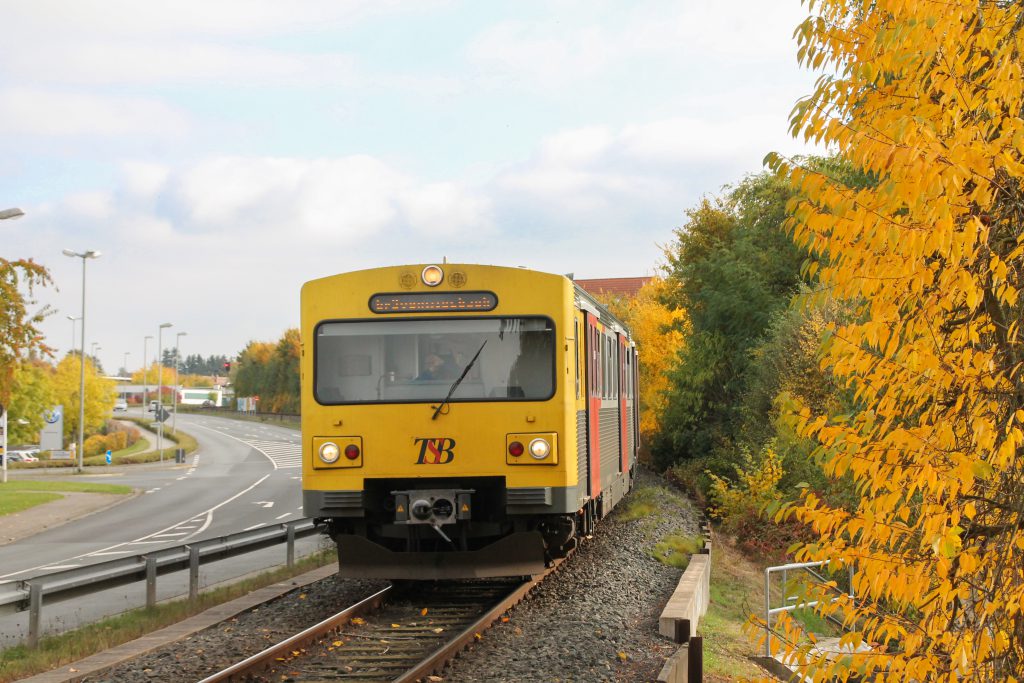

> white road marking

[
  {"left": 243, "top": 440, "right": 302, "bottom": 469},
  {"left": 86, "top": 551, "right": 133, "bottom": 557},
  {"left": 253, "top": 501, "right": 274, "bottom": 508},
  {"left": 152, "top": 532, "right": 188, "bottom": 538},
  {"left": 243, "top": 523, "right": 266, "bottom": 531},
  {"left": 38, "top": 565, "right": 79, "bottom": 571},
  {"left": 0, "top": 473, "right": 271, "bottom": 581},
  {"left": 275, "top": 513, "right": 292, "bottom": 520}
]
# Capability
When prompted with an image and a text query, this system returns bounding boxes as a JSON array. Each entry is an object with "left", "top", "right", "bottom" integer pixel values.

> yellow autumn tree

[
  {"left": 760, "top": 2, "right": 1024, "bottom": 680},
  {"left": 601, "top": 277, "right": 687, "bottom": 443},
  {"left": 51, "top": 354, "right": 116, "bottom": 443}
]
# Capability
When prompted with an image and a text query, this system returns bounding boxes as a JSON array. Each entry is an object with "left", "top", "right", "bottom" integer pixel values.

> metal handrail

[
  {"left": 763, "top": 559, "right": 854, "bottom": 657},
  {"left": 0, "top": 518, "right": 320, "bottom": 647}
]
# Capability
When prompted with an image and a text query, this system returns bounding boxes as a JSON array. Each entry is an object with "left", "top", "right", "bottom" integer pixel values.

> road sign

[
  {"left": 105, "top": 450, "right": 112, "bottom": 465},
  {"left": 155, "top": 407, "right": 170, "bottom": 423}
]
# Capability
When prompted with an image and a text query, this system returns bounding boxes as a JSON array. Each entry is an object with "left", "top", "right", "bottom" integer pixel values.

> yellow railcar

[{"left": 301, "top": 263, "right": 637, "bottom": 579}]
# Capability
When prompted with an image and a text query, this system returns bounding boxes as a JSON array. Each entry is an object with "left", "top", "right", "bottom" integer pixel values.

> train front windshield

[{"left": 315, "top": 317, "right": 555, "bottom": 404}]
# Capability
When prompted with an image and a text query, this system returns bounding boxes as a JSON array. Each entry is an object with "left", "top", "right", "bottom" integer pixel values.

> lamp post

[
  {"left": 143, "top": 335, "right": 153, "bottom": 411},
  {"left": 67, "top": 315, "right": 80, "bottom": 356},
  {"left": 173, "top": 332, "right": 187, "bottom": 434},
  {"left": 122, "top": 351, "right": 130, "bottom": 377},
  {"left": 0, "top": 207, "right": 25, "bottom": 221},
  {"left": 63, "top": 248, "right": 101, "bottom": 473},
  {"left": 156, "top": 323, "right": 172, "bottom": 459}
]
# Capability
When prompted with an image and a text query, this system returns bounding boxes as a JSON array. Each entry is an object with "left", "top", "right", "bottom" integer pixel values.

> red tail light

[
  {"left": 345, "top": 444, "right": 360, "bottom": 460},
  {"left": 508, "top": 441, "right": 524, "bottom": 457}
]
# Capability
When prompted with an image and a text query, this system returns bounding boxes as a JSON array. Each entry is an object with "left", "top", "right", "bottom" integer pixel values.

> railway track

[{"left": 198, "top": 559, "right": 563, "bottom": 683}]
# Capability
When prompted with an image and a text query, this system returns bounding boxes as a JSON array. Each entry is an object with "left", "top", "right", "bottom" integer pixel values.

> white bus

[{"left": 177, "top": 388, "right": 224, "bottom": 407}]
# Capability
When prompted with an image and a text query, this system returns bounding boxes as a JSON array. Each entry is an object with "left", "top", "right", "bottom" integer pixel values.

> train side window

[
  {"left": 600, "top": 335, "right": 605, "bottom": 399},
  {"left": 574, "top": 320, "right": 581, "bottom": 400}
]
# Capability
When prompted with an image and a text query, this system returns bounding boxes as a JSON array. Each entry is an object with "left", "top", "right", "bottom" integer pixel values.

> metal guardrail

[
  {"left": 763, "top": 559, "right": 854, "bottom": 657},
  {"left": 0, "top": 518, "right": 319, "bottom": 647}
]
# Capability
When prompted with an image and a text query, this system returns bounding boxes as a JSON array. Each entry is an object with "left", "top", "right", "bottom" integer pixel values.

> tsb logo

[{"left": 415, "top": 437, "right": 456, "bottom": 464}]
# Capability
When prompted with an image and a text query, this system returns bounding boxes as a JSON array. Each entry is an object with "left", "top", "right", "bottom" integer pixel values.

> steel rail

[
  {"left": 200, "top": 553, "right": 568, "bottom": 682},
  {"left": 195, "top": 586, "right": 393, "bottom": 683},
  {"left": 395, "top": 556, "right": 565, "bottom": 682}
]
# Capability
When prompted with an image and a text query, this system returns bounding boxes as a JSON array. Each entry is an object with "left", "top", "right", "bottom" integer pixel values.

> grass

[
  {"left": 618, "top": 484, "right": 705, "bottom": 569},
  {"left": 0, "top": 550, "right": 336, "bottom": 682},
  {"left": 0, "top": 481, "right": 133, "bottom": 494},
  {"left": 0, "top": 491, "right": 63, "bottom": 515},
  {"left": 700, "top": 535, "right": 773, "bottom": 682},
  {"left": 0, "top": 481, "right": 134, "bottom": 517},
  {"left": 650, "top": 533, "right": 704, "bottom": 569}
]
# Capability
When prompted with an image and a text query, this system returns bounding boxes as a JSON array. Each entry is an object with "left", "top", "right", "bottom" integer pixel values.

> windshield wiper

[{"left": 432, "top": 340, "right": 487, "bottom": 420}]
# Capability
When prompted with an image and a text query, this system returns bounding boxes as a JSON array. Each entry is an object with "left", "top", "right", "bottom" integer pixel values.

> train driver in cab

[{"left": 417, "top": 352, "right": 456, "bottom": 380}]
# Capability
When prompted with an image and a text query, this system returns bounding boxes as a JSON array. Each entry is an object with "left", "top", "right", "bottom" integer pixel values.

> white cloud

[
  {"left": 0, "top": 88, "right": 189, "bottom": 137},
  {"left": 3, "top": 1, "right": 438, "bottom": 39},
  {"left": 467, "top": 21, "right": 613, "bottom": 89},
  {"left": 399, "top": 182, "right": 494, "bottom": 236},
  {"left": 119, "top": 162, "right": 172, "bottom": 200},
  {"left": 5, "top": 41, "right": 359, "bottom": 88},
  {"left": 466, "top": 1, "right": 809, "bottom": 91},
  {"left": 63, "top": 192, "right": 114, "bottom": 221}
]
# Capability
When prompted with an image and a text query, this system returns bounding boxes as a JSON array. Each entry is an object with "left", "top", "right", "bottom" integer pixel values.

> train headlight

[
  {"left": 529, "top": 438, "right": 551, "bottom": 460},
  {"left": 318, "top": 442, "right": 340, "bottom": 464},
  {"left": 506, "top": 432, "right": 557, "bottom": 465},
  {"left": 422, "top": 265, "right": 444, "bottom": 287}
]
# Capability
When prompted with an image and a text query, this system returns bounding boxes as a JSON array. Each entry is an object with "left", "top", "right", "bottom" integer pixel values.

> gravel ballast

[{"left": 78, "top": 467, "right": 701, "bottom": 682}]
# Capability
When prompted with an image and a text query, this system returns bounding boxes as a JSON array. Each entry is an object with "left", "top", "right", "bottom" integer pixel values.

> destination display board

[{"left": 369, "top": 291, "right": 498, "bottom": 314}]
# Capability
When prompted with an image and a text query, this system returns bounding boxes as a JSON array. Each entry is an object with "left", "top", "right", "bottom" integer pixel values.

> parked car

[
  {"left": 113, "top": 400, "right": 128, "bottom": 412},
  {"left": 5, "top": 451, "right": 38, "bottom": 462}
]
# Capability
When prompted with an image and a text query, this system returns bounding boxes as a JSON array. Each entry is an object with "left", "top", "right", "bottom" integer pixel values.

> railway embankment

[{"left": 12, "top": 468, "right": 708, "bottom": 682}]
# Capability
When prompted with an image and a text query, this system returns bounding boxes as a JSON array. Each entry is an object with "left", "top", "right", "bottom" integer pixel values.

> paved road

[
  {"left": 0, "top": 410, "right": 323, "bottom": 646},
  {"left": 0, "top": 411, "right": 323, "bottom": 647}
]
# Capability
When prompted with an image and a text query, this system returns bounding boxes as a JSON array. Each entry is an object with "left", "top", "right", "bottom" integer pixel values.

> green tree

[
  {"left": 233, "top": 330, "right": 301, "bottom": 413},
  {"left": 653, "top": 172, "right": 806, "bottom": 470}
]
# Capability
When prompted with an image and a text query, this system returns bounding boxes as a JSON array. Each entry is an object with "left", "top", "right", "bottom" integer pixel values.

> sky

[{"left": 1, "top": 0, "right": 819, "bottom": 374}]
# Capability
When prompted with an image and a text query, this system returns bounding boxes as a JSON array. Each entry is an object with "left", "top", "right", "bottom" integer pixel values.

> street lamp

[
  {"left": 156, "top": 323, "right": 172, "bottom": 459},
  {"left": 122, "top": 351, "right": 130, "bottom": 377},
  {"left": 143, "top": 335, "right": 153, "bottom": 411},
  {"left": 63, "top": 248, "right": 101, "bottom": 473},
  {"left": 0, "top": 207, "right": 25, "bottom": 220},
  {"left": 173, "top": 332, "right": 187, "bottom": 434},
  {"left": 67, "top": 315, "right": 80, "bottom": 355}
]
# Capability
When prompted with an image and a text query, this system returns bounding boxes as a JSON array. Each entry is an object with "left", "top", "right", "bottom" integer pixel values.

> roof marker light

[{"left": 422, "top": 265, "right": 444, "bottom": 287}]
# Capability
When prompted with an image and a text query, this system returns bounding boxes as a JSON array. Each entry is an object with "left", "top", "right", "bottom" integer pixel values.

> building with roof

[{"left": 574, "top": 277, "right": 653, "bottom": 300}]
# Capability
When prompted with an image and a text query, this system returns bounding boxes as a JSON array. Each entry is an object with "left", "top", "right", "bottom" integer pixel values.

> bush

[{"left": 703, "top": 442, "right": 813, "bottom": 561}]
